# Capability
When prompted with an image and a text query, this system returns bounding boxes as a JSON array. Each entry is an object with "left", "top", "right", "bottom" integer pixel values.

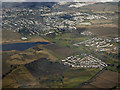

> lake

[{"left": 1, "top": 42, "right": 50, "bottom": 51}]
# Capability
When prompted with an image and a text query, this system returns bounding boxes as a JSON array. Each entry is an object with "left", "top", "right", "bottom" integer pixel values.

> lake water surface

[{"left": 1, "top": 42, "right": 50, "bottom": 51}]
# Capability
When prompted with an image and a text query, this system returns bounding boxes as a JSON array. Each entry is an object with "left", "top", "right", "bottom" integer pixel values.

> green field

[{"left": 62, "top": 68, "right": 100, "bottom": 88}]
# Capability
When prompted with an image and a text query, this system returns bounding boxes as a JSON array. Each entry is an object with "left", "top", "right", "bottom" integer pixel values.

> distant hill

[
  {"left": 25, "top": 58, "right": 68, "bottom": 77},
  {"left": 79, "top": 2, "right": 118, "bottom": 12},
  {"left": 52, "top": 2, "right": 118, "bottom": 13}
]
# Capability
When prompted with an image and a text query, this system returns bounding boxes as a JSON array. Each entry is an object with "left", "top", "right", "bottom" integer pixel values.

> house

[
  {"left": 21, "top": 37, "right": 27, "bottom": 40},
  {"left": 62, "top": 60, "right": 66, "bottom": 61}
]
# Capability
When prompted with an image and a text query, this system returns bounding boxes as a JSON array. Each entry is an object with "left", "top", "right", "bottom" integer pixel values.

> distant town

[{"left": 2, "top": 4, "right": 109, "bottom": 37}]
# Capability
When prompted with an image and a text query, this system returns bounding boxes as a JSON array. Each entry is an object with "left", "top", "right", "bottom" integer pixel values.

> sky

[{"left": 1, "top": 0, "right": 120, "bottom": 2}]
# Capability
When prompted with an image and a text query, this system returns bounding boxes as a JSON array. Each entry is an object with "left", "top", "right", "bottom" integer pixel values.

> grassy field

[
  {"left": 62, "top": 68, "right": 100, "bottom": 88},
  {"left": 44, "top": 44, "right": 76, "bottom": 59},
  {"left": 45, "top": 33, "right": 90, "bottom": 47},
  {"left": 2, "top": 29, "right": 49, "bottom": 44},
  {"left": 90, "top": 19, "right": 113, "bottom": 25},
  {"left": 2, "top": 29, "right": 21, "bottom": 42},
  {"left": 2, "top": 65, "right": 40, "bottom": 88},
  {"left": 44, "top": 33, "right": 90, "bottom": 59},
  {"left": 86, "top": 24, "right": 118, "bottom": 37}
]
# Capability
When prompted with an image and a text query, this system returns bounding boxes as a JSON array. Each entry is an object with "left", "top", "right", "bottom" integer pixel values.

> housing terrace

[
  {"left": 62, "top": 54, "right": 108, "bottom": 70},
  {"left": 73, "top": 37, "right": 119, "bottom": 53}
]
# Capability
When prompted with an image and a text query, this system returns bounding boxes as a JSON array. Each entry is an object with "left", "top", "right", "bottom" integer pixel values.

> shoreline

[{"left": 2, "top": 39, "right": 50, "bottom": 45}]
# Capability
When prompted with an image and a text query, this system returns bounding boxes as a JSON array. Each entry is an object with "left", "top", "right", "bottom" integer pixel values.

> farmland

[{"left": 81, "top": 70, "right": 119, "bottom": 88}]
